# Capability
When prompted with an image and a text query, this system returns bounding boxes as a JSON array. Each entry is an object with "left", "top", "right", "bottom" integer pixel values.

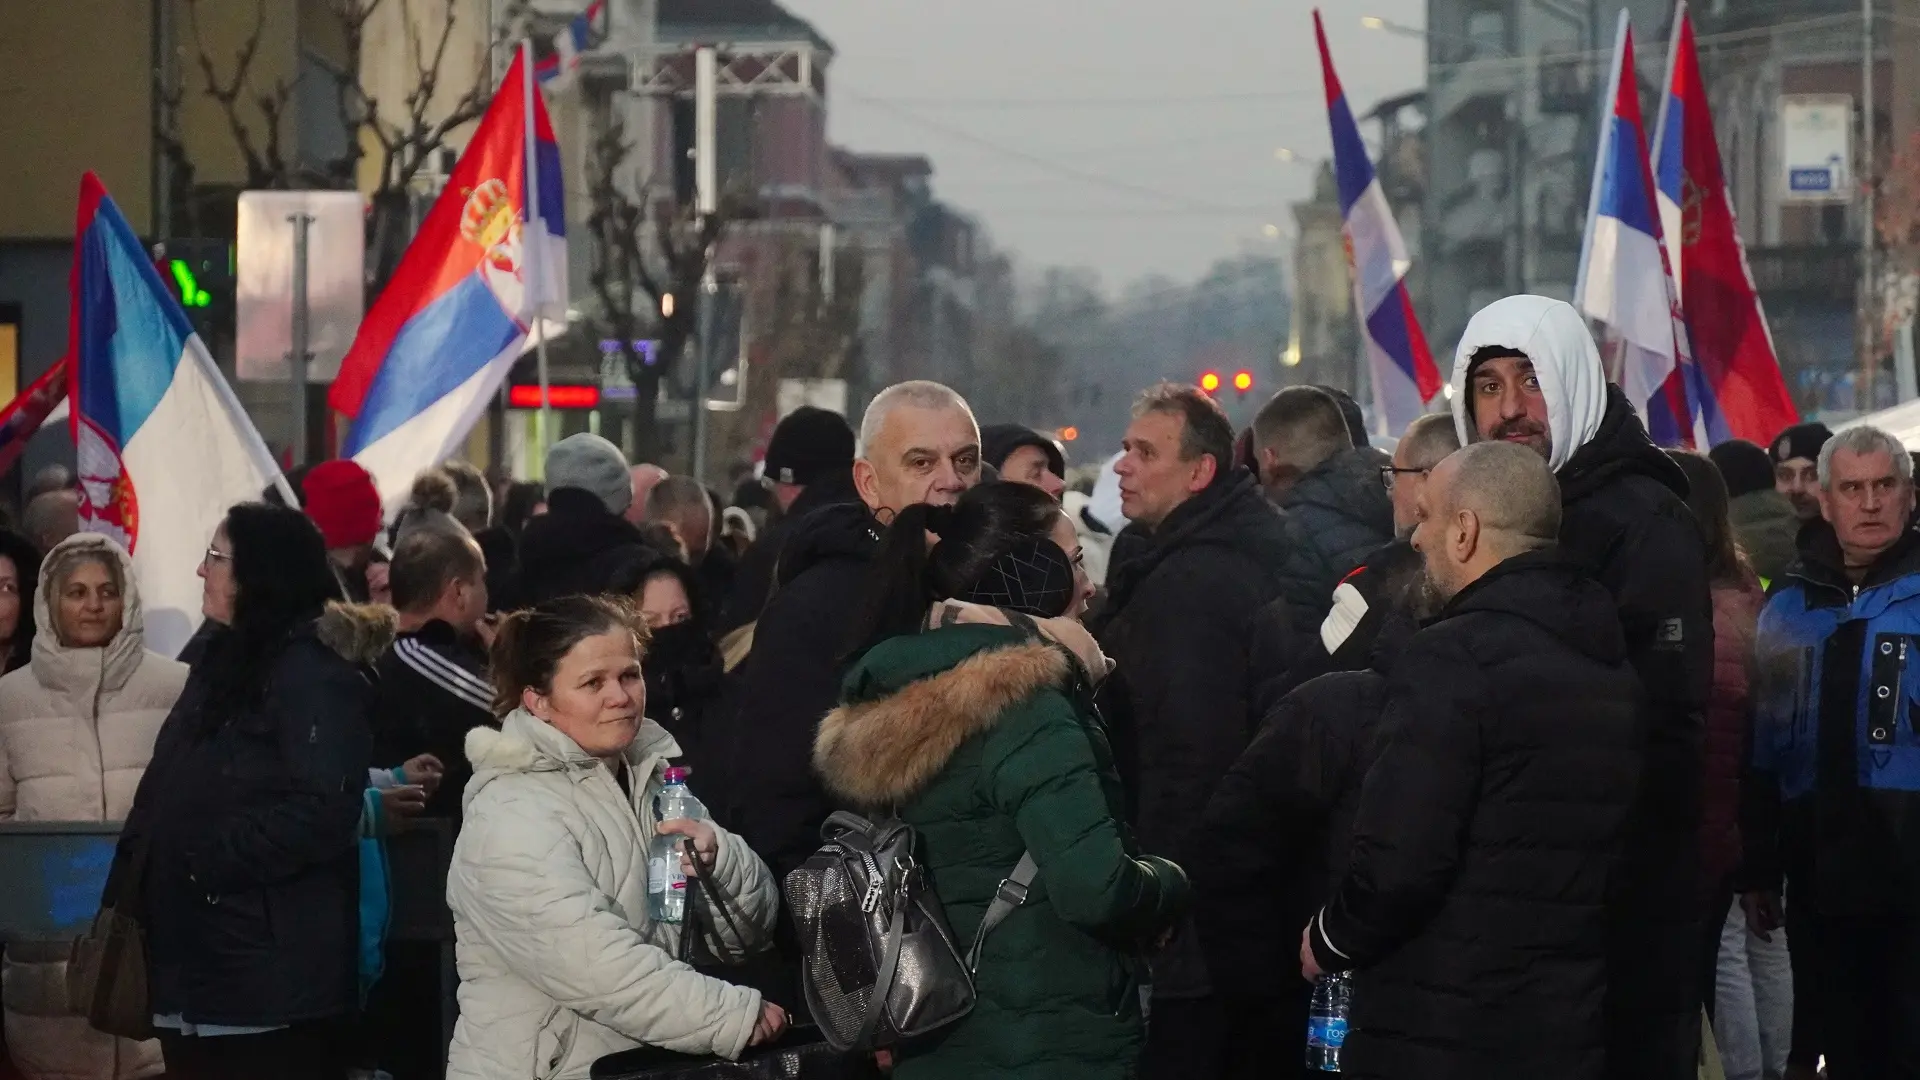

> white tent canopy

[{"left": 1837, "top": 400, "right": 1920, "bottom": 446}]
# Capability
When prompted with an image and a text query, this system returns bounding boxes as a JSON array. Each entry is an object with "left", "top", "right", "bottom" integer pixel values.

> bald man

[{"left": 1304, "top": 442, "right": 1643, "bottom": 1080}]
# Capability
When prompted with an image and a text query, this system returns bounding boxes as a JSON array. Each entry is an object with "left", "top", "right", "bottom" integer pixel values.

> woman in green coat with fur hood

[{"left": 814, "top": 481, "right": 1190, "bottom": 1080}]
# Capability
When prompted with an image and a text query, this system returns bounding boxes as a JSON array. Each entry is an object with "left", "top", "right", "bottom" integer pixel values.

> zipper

[{"left": 90, "top": 650, "right": 108, "bottom": 819}]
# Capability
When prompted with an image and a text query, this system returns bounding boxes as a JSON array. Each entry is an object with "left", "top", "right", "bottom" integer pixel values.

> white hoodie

[{"left": 1447, "top": 295, "right": 1609, "bottom": 473}]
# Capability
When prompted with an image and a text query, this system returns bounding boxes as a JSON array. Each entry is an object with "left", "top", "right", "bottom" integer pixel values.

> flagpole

[
  {"left": 1575, "top": 10, "right": 1631, "bottom": 316},
  {"left": 522, "top": 38, "right": 552, "bottom": 467}
]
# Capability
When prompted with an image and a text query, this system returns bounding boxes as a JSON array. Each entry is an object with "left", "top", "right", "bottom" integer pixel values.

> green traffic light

[{"left": 169, "top": 259, "right": 210, "bottom": 309}]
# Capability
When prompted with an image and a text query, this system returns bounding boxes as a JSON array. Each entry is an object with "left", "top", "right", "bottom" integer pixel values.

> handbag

[
  {"left": 67, "top": 828, "right": 154, "bottom": 1041},
  {"left": 593, "top": 840, "right": 875, "bottom": 1080}
]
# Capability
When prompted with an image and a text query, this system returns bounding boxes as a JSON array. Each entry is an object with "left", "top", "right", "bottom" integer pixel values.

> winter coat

[
  {"left": 1245, "top": 449, "right": 1396, "bottom": 710},
  {"left": 1308, "top": 551, "right": 1645, "bottom": 1080},
  {"left": 371, "top": 620, "right": 497, "bottom": 820},
  {"left": 515, "top": 488, "right": 659, "bottom": 605},
  {"left": 1703, "top": 576, "right": 1764, "bottom": 892},
  {"left": 127, "top": 603, "right": 391, "bottom": 1028},
  {"left": 1085, "top": 471, "right": 1291, "bottom": 998},
  {"left": 0, "top": 535, "right": 184, "bottom": 1080},
  {"left": 815, "top": 608, "right": 1189, "bottom": 1080},
  {"left": 445, "top": 710, "right": 777, "bottom": 1080},
  {"left": 1191, "top": 563, "right": 1419, "bottom": 1005},
  {"left": 709, "top": 500, "right": 879, "bottom": 880},
  {"left": 1727, "top": 490, "right": 1800, "bottom": 586},
  {"left": 1747, "top": 522, "right": 1920, "bottom": 917},
  {"left": 717, "top": 466, "right": 860, "bottom": 635},
  {"left": 1451, "top": 296, "right": 1714, "bottom": 1080},
  {"left": 473, "top": 525, "right": 520, "bottom": 613}
]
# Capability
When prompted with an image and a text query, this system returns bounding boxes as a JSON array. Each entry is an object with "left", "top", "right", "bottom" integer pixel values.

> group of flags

[
  {"left": 1315, "top": 1, "right": 1798, "bottom": 445},
  {"left": 0, "top": 2, "right": 1821, "bottom": 654},
  {"left": 0, "top": 44, "right": 565, "bottom": 655}
]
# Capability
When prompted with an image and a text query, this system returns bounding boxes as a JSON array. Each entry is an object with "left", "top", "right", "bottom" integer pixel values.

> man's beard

[
  {"left": 1411, "top": 570, "right": 1450, "bottom": 620},
  {"left": 1488, "top": 417, "right": 1552, "bottom": 460}
]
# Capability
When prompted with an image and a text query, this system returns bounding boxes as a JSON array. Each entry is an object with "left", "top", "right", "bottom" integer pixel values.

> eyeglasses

[
  {"left": 1379, "top": 466, "right": 1428, "bottom": 492},
  {"left": 203, "top": 546, "right": 233, "bottom": 567}
]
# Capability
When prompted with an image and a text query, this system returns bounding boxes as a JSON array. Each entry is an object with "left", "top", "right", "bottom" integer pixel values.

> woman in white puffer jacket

[
  {"left": 447, "top": 594, "right": 786, "bottom": 1080},
  {"left": 0, "top": 534, "right": 186, "bottom": 1080}
]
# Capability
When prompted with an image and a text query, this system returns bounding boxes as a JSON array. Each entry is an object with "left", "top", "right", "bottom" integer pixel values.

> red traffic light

[
  {"left": 508, "top": 384, "right": 601, "bottom": 409},
  {"left": 1232, "top": 370, "right": 1254, "bottom": 393},
  {"left": 1199, "top": 371, "right": 1222, "bottom": 394},
  {"left": 1058, "top": 426, "right": 1080, "bottom": 442}
]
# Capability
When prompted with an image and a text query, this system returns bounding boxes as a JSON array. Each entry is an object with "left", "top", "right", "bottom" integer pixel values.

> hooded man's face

[{"left": 1469, "top": 355, "right": 1553, "bottom": 462}]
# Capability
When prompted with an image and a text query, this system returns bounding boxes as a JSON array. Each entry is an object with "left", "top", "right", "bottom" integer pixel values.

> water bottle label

[
  {"left": 1307, "top": 1016, "right": 1348, "bottom": 1048},
  {"left": 648, "top": 856, "right": 668, "bottom": 893}
]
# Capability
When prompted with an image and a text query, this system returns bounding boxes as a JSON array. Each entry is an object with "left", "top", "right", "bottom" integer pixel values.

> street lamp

[{"left": 1358, "top": 14, "right": 1510, "bottom": 58}]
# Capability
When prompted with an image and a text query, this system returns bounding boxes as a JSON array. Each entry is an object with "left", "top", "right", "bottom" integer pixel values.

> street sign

[
  {"left": 235, "top": 191, "right": 365, "bottom": 381},
  {"left": 1780, "top": 95, "right": 1853, "bottom": 203}
]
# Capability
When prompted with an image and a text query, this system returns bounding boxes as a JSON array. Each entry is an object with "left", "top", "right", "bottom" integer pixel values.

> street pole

[
  {"left": 1865, "top": 0, "right": 1879, "bottom": 405},
  {"left": 522, "top": 40, "right": 553, "bottom": 466},
  {"left": 288, "top": 212, "right": 313, "bottom": 467},
  {"left": 690, "top": 45, "right": 717, "bottom": 483}
]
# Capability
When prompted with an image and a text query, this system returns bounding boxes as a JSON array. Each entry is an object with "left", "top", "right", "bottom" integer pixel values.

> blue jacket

[{"left": 1750, "top": 522, "right": 1920, "bottom": 915}]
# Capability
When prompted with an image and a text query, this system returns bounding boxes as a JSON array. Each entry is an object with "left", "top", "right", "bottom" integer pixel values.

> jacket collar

[
  {"left": 31, "top": 534, "right": 147, "bottom": 697},
  {"left": 1787, "top": 519, "right": 1920, "bottom": 597},
  {"left": 466, "top": 706, "right": 680, "bottom": 780},
  {"left": 1555, "top": 385, "right": 1691, "bottom": 504},
  {"left": 1098, "top": 472, "right": 1275, "bottom": 617}
]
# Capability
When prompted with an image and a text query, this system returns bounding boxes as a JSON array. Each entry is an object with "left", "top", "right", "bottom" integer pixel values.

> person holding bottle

[
  {"left": 814, "top": 480, "right": 1189, "bottom": 1080},
  {"left": 446, "top": 595, "right": 784, "bottom": 1080}
]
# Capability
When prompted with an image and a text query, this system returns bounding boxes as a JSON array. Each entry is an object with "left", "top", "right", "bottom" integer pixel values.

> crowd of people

[{"left": 0, "top": 290, "right": 1908, "bottom": 1080}]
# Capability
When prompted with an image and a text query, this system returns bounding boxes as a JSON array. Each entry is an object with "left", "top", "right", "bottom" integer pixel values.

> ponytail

[{"left": 843, "top": 503, "right": 948, "bottom": 660}]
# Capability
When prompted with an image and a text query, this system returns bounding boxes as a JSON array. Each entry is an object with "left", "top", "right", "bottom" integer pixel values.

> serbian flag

[
  {"left": 1654, "top": 4, "right": 1798, "bottom": 445},
  {"left": 536, "top": 0, "right": 603, "bottom": 89},
  {"left": 67, "top": 173, "right": 289, "bottom": 657},
  {"left": 0, "top": 357, "right": 69, "bottom": 481},
  {"left": 1576, "top": 10, "right": 1699, "bottom": 447},
  {"left": 1313, "top": 11, "right": 1441, "bottom": 435},
  {"left": 331, "top": 46, "right": 566, "bottom": 508}
]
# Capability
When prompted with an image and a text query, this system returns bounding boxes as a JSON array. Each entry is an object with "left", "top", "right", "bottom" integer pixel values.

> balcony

[{"left": 1746, "top": 245, "right": 1857, "bottom": 306}]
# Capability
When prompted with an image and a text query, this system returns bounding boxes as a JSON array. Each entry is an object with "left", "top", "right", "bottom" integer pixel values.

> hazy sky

[{"left": 786, "top": 0, "right": 1429, "bottom": 293}]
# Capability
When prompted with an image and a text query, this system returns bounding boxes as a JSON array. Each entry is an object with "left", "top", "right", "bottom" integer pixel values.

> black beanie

[
  {"left": 1768, "top": 422, "right": 1832, "bottom": 467},
  {"left": 1708, "top": 439, "right": 1776, "bottom": 499},
  {"left": 980, "top": 424, "right": 1066, "bottom": 478},
  {"left": 764, "top": 406, "right": 855, "bottom": 486},
  {"left": 1312, "top": 386, "right": 1371, "bottom": 448}
]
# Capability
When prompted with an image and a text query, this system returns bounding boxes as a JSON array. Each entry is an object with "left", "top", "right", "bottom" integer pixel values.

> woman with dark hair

[
  {"left": 610, "top": 552, "right": 725, "bottom": 769},
  {"left": 119, "top": 503, "right": 392, "bottom": 1080},
  {"left": 815, "top": 481, "right": 1188, "bottom": 1080},
  {"left": 446, "top": 595, "right": 782, "bottom": 1079},
  {"left": 0, "top": 530, "right": 40, "bottom": 673},
  {"left": 1669, "top": 449, "right": 1789, "bottom": 1080}
]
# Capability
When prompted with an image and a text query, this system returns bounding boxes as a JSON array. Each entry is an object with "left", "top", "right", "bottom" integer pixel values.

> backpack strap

[
  {"left": 964, "top": 852, "right": 1039, "bottom": 972},
  {"left": 855, "top": 885, "right": 911, "bottom": 1048}
]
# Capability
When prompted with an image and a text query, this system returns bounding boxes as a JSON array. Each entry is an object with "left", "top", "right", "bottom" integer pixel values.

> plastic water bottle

[
  {"left": 1305, "top": 971, "right": 1352, "bottom": 1071},
  {"left": 647, "top": 767, "right": 705, "bottom": 924}
]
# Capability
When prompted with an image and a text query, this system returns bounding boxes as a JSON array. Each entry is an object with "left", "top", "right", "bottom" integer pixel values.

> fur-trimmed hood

[
  {"left": 815, "top": 636, "right": 1074, "bottom": 808},
  {"left": 315, "top": 600, "right": 397, "bottom": 666}
]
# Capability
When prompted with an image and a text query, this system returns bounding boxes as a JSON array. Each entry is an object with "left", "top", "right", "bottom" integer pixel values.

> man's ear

[
  {"left": 852, "top": 458, "right": 882, "bottom": 512},
  {"left": 1189, "top": 454, "right": 1219, "bottom": 494}
]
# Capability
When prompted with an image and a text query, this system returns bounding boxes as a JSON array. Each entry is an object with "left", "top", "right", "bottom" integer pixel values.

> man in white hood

[{"left": 1449, "top": 294, "right": 1714, "bottom": 1080}]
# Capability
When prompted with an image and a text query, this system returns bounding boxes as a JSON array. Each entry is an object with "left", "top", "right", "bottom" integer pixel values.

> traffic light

[
  {"left": 1199, "top": 371, "right": 1222, "bottom": 394},
  {"left": 1057, "top": 425, "right": 1079, "bottom": 442},
  {"left": 1233, "top": 370, "right": 1254, "bottom": 396}
]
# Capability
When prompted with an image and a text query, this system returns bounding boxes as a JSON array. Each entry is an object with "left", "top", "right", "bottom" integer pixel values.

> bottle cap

[{"left": 662, "top": 766, "right": 689, "bottom": 784}]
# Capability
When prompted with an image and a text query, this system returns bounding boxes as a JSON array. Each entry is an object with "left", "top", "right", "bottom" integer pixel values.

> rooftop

[{"left": 658, "top": 0, "right": 833, "bottom": 53}]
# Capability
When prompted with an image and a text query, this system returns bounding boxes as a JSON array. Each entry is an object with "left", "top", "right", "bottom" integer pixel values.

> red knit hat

[{"left": 301, "top": 460, "right": 382, "bottom": 549}]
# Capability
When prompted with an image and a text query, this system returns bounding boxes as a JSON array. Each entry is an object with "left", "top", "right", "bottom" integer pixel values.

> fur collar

[
  {"left": 316, "top": 601, "right": 397, "bottom": 666},
  {"left": 815, "top": 642, "right": 1069, "bottom": 808}
]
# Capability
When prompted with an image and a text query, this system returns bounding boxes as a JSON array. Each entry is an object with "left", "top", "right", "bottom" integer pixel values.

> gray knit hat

[{"left": 545, "top": 433, "right": 633, "bottom": 516}]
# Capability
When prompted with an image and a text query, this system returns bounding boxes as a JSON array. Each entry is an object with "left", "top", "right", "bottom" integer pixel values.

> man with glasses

[
  {"left": 1747, "top": 425, "right": 1920, "bottom": 1080},
  {"left": 1381, "top": 413, "right": 1464, "bottom": 538}
]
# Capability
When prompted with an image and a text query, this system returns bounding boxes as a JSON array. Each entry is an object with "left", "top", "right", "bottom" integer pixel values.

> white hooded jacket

[
  {"left": 445, "top": 708, "right": 778, "bottom": 1080},
  {"left": 1447, "top": 294, "right": 1609, "bottom": 473},
  {"left": 0, "top": 534, "right": 182, "bottom": 1080}
]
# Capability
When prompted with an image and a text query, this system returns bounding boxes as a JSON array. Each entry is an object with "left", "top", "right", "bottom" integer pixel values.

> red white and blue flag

[
  {"left": 0, "top": 357, "right": 69, "bottom": 481},
  {"left": 536, "top": 0, "right": 604, "bottom": 90},
  {"left": 331, "top": 47, "right": 567, "bottom": 508},
  {"left": 1313, "top": 10, "right": 1441, "bottom": 436},
  {"left": 1653, "top": 4, "right": 1798, "bottom": 446},
  {"left": 1575, "top": 11, "right": 1700, "bottom": 447},
  {"left": 67, "top": 172, "right": 289, "bottom": 657}
]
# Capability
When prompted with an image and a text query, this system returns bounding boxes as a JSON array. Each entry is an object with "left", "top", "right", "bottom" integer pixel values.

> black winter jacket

[
  {"left": 1558, "top": 386, "right": 1714, "bottom": 1080},
  {"left": 128, "top": 604, "right": 389, "bottom": 1027},
  {"left": 1193, "top": 545, "right": 1418, "bottom": 1010},
  {"left": 371, "top": 620, "right": 497, "bottom": 820},
  {"left": 1247, "top": 448, "right": 1395, "bottom": 711},
  {"left": 473, "top": 524, "right": 520, "bottom": 612},
  {"left": 717, "top": 466, "right": 860, "bottom": 635},
  {"left": 1087, "top": 472, "right": 1291, "bottom": 997},
  {"left": 709, "top": 500, "right": 880, "bottom": 879},
  {"left": 514, "top": 487, "right": 658, "bottom": 604},
  {"left": 1309, "top": 552, "right": 1644, "bottom": 1080}
]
